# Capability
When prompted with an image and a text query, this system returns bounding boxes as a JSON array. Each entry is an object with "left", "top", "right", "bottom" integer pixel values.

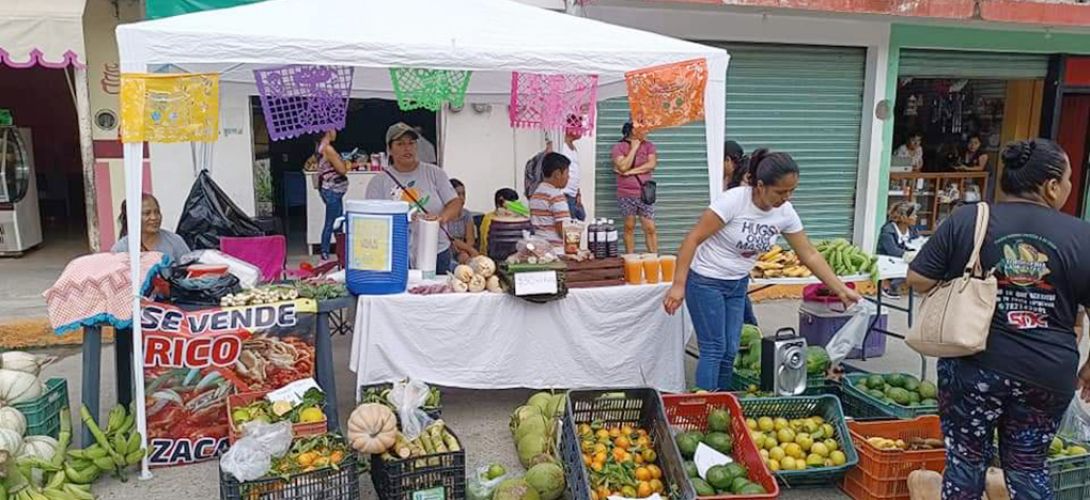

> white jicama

[
  {"left": 0, "top": 352, "right": 54, "bottom": 377},
  {"left": 0, "top": 369, "right": 43, "bottom": 405},
  {"left": 17, "top": 435, "right": 57, "bottom": 461},
  {"left": 0, "top": 406, "right": 26, "bottom": 436}
]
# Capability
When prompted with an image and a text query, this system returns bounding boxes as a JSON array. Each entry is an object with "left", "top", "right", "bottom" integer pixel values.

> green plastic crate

[
  {"left": 739, "top": 395, "right": 859, "bottom": 488},
  {"left": 14, "top": 378, "right": 68, "bottom": 438},
  {"left": 841, "top": 373, "right": 938, "bottom": 419},
  {"left": 1049, "top": 438, "right": 1090, "bottom": 499},
  {"left": 731, "top": 369, "right": 832, "bottom": 396},
  {"left": 827, "top": 384, "right": 895, "bottom": 421}
]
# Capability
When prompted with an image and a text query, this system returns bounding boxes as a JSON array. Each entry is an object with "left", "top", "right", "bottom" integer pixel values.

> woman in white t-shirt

[{"left": 663, "top": 149, "right": 861, "bottom": 391}]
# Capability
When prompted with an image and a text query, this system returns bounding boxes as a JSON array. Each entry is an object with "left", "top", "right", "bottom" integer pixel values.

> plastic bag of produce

[
  {"left": 1059, "top": 399, "right": 1090, "bottom": 444},
  {"left": 220, "top": 422, "right": 294, "bottom": 483},
  {"left": 467, "top": 464, "right": 509, "bottom": 500},
  {"left": 825, "top": 300, "right": 877, "bottom": 367},
  {"left": 389, "top": 379, "right": 435, "bottom": 441}
]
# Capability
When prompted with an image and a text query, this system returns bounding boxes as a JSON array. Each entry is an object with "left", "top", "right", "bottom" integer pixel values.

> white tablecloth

[{"left": 349, "top": 283, "right": 692, "bottom": 394}]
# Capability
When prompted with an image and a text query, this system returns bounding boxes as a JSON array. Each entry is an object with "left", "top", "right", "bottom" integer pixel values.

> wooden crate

[{"left": 565, "top": 258, "right": 624, "bottom": 287}]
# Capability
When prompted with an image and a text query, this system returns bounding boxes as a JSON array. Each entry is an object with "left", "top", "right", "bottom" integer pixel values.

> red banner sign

[{"left": 140, "top": 299, "right": 317, "bottom": 467}]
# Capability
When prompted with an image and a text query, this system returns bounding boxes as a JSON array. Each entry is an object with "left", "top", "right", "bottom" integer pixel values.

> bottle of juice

[{"left": 606, "top": 219, "right": 619, "bottom": 258}]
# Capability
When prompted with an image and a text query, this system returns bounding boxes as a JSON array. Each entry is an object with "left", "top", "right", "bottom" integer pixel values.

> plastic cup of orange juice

[
  {"left": 660, "top": 255, "right": 677, "bottom": 282},
  {"left": 641, "top": 254, "right": 661, "bottom": 284},
  {"left": 622, "top": 254, "right": 643, "bottom": 285}
]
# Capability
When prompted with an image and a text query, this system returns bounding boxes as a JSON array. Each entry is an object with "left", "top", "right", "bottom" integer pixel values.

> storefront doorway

[
  {"left": 0, "top": 67, "right": 85, "bottom": 254},
  {"left": 889, "top": 49, "right": 1049, "bottom": 233},
  {"left": 1057, "top": 94, "right": 1090, "bottom": 217}
]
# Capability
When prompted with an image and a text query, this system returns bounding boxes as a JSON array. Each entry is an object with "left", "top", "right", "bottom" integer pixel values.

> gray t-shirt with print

[{"left": 365, "top": 162, "right": 459, "bottom": 253}]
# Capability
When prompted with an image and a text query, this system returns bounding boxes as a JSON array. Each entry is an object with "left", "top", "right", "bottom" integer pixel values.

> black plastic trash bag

[
  {"left": 176, "top": 170, "right": 264, "bottom": 250},
  {"left": 160, "top": 266, "right": 241, "bottom": 309}
]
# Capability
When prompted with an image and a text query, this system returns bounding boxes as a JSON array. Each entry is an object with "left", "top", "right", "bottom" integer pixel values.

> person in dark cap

[{"left": 365, "top": 122, "right": 463, "bottom": 272}]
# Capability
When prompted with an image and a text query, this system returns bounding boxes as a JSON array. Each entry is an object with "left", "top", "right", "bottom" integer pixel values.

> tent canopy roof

[{"left": 115, "top": 0, "right": 728, "bottom": 101}]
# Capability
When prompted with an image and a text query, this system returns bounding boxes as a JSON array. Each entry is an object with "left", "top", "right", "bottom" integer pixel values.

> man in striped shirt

[{"left": 529, "top": 153, "right": 572, "bottom": 247}]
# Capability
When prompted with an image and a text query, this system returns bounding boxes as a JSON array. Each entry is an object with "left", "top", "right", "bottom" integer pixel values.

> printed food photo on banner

[{"left": 140, "top": 299, "right": 318, "bottom": 467}]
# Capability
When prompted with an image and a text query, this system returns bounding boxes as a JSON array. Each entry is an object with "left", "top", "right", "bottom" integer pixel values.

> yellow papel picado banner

[{"left": 120, "top": 73, "right": 220, "bottom": 143}]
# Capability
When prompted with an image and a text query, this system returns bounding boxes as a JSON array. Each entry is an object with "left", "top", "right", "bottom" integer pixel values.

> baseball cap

[{"left": 385, "top": 122, "right": 419, "bottom": 145}]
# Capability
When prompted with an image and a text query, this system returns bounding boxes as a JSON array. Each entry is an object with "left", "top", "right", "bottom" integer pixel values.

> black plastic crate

[
  {"left": 561, "top": 388, "right": 695, "bottom": 500},
  {"left": 219, "top": 453, "right": 360, "bottom": 500},
  {"left": 370, "top": 428, "right": 466, "bottom": 500}
]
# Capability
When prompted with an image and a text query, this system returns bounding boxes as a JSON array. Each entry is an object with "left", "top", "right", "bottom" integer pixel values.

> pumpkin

[
  {"left": 17, "top": 435, "right": 57, "bottom": 461},
  {"left": 0, "top": 428, "right": 22, "bottom": 466},
  {"left": 468, "top": 274, "right": 487, "bottom": 293},
  {"left": 346, "top": 403, "right": 398, "bottom": 454},
  {"left": 0, "top": 352, "right": 53, "bottom": 377},
  {"left": 0, "top": 370, "right": 42, "bottom": 406},
  {"left": 0, "top": 406, "right": 26, "bottom": 436},
  {"left": 907, "top": 469, "right": 941, "bottom": 500}
]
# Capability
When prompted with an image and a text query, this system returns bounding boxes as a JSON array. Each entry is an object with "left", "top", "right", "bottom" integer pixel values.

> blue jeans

[
  {"left": 566, "top": 194, "right": 585, "bottom": 221},
  {"left": 743, "top": 296, "right": 758, "bottom": 326},
  {"left": 320, "top": 188, "right": 345, "bottom": 258},
  {"left": 686, "top": 270, "right": 749, "bottom": 391},
  {"left": 436, "top": 248, "right": 452, "bottom": 276}
]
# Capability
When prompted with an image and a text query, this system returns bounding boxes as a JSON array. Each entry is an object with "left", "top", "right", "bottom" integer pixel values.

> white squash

[
  {"left": 0, "top": 352, "right": 53, "bottom": 377},
  {"left": 346, "top": 404, "right": 398, "bottom": 454},
  {"left": 453, "top": 265, "right": 475, "bottom": 283},
  {"left": 0, "top": 406, "right": 26, "bottom": 436},
  {"left": 0, "top": 428, "right": 22, "bottom": 461},
  {"left": 469, "top": 256, "right": 497, "bottom": 278},
  {"left": 17, "top": 435, "right": 57, "bottom": 461},
  {"left": 468, "top": 274, "right": 486, "bottom": 293},
  {"left": 0, "top": 370, "right": 42, "bottom": 405},
  {"left": 486, "top": 275, "right": 503, "bottom": 293}
]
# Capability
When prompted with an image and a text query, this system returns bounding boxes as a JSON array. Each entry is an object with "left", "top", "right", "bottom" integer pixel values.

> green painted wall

[{"left": 876, "top": 24, "right": 1090, "bottom": 233}]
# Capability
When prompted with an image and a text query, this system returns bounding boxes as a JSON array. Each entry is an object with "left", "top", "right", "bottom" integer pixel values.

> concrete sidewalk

[{"left": 39, "top": 299, "right": 903, "bottom": 499}]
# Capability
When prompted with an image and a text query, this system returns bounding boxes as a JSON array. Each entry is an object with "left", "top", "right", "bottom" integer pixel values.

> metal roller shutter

[
  {"left": 595, "top": 44, "right": 866, "bottom": 252},
  {"left": 899, "top": 49, "right": 1049, "bottom": 79}
]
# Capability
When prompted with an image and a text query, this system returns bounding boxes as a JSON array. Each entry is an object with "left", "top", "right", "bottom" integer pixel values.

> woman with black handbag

[
  {"left": 907, "top": 139, "right": 1090, "bottom": 499},
  {"left": 611, "top": 122, "right": 659, "bottom": 254}
]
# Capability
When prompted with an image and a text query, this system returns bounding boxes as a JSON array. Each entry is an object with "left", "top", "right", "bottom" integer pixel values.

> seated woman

[
  {"left": 111, "top": 193, "right": 191, "bottom": 263},
  {"left": 876, "top": 201, "right": 920, "bottom": 298},
  {"left": 445, "top": 179, "right": 478, "bottom": 270}
]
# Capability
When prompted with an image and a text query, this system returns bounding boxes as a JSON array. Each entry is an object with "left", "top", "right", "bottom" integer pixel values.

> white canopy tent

[{"left": 115, "top": 0, "right": 728, "bottom": 475}]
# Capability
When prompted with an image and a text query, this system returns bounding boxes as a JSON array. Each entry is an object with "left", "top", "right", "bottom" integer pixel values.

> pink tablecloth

[{"left": 43, "top": 252, "right": 168, "bottom": 334}]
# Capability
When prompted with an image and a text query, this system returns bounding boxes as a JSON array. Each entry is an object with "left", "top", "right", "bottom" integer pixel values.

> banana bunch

[
  {"left": 65, "top": 404, "right": 146, "bottom": 485},
  {"left": 816, "top": 239, "right": 879, "bottom": 282},
  {"left": 751, "top": 245, "right": 813, "bottom": 279},
  {"left": 4, "top": 408, "right": 96, "bottom": 500}
]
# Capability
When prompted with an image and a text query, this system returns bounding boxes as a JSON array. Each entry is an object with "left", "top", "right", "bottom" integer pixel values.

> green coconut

[
  {"left": 527, "top": 453, "right": 557, "bottom": 467},
  {"left": 524, "top": 463, "right": 565, "bottom": 500},
  {"left": 510, "top": 405, "right": 544, "bottom": 435},
  {"left": 517, "top": 433, "right": 548, "bottom": 468},
  {"left": 527, "top": 392, "right": 554, "bottom": 415},
  {"left": 545, "top": 393, "right": 567, "bottom": 418},
  {"left": 515, "top": 414, "right": 548, "bottom": 443},
  {"left": 493, "top": 478, "right": 542, "bottom": 500}
]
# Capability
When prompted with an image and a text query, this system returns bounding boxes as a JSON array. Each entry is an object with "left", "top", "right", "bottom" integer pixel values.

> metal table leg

[
  {"left": 81, "top": 326, "right": 102, "bottom": 447},
  {"left": 115, "top": 328, "right": 133, "bottom": 408},
  {"left": 315, "top": 310, "right": 339, "bottom": 431}
]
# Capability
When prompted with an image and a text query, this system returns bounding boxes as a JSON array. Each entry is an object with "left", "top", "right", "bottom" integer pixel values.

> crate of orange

[
  {"left": 219, "top": 434, "right": 358, "bottom": 500},
  {"left": 559, "top": 388, "right": 696, "bottom": 500},
  {"left": 661, "top": 392, "right": 779, "bottom": 499},
  {"left": 227, "top": 389, "right": 328, "bottom": 444},
  {"left": 840, "top": 416, "right": 946, "bottom": 500}
]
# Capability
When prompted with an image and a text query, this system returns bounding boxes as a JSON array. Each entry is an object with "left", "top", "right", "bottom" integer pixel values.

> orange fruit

[
  {"left": 330, "top": 451, "right": 344, "bottom": 463},
  {"left": 635, "top": 467, "right": 651, "bottom": 481},
  {"left": 597, "top": 487, "right": 611, "bottom": 499},
  {"left": 583, "top": 455, "right": 591, "bottom": 466},
  {"left": 621, "top": 425, "right": 635, "bottom": 436},
  {"left": 612, "top": 448, "right": 626, "bottom": 461},
  {"left": 615, "top": 436, "right": 631, "bottom": 449},
  {"left": 596, "top": 429, "right": 611, "bottom": 440},
  {"left": 594, "top": 451, "right": 607, "bottom": 464},
  {"left": 637, "top": 428, "right": 649, "bottom": 437},
  {"left": 642, "top": 449, "right": 657, "bottom": 463},
  {"left": 609, "top": 428, "right": 622, "bottom": 439},
  {"left": 296, "top": 452, "right": 316, "bottom": 467},
  {"left": 634, "top": 454, "right": 645, "bottom": 465},
  {"left": 637, "top": 482, "right": 653, "bottom": 498},
  {"left": 647, "top": 464, "right": 663, "bottom": 480},
  {"left": 591, "top": 461, "right": 604, "bottom": 472},
  {"left": 650, "top": 479, "right": 664, "bottom": 493},
  {"left": 636, "top": 436, "right": 652, "bottom": 449},
  {"left": 594, "top": 443, "right": 608, "bottom": 454},
  {"left": 622, "top": 451, "right": 634, "bottom": 463},
  {"left": 590, "top": 492, "right": 598, "bottom": 500}
]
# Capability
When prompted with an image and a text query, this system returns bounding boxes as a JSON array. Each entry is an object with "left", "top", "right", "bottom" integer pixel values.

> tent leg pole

[{"left": 74, "top": 67, "right": 100, "bottom": 252}]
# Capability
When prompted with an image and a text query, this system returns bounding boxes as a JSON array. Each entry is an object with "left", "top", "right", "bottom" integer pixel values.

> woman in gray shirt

[{"left": 111, "top": 193, "right": 190, "bottom": 263}]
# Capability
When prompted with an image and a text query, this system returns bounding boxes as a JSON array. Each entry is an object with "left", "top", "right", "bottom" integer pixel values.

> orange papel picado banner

[
  {"left": 624, "top": 58, "right": 707, "bottom": 134},
  {"left": 120, "top": 73, "right": 220, "bottom": 143}
]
